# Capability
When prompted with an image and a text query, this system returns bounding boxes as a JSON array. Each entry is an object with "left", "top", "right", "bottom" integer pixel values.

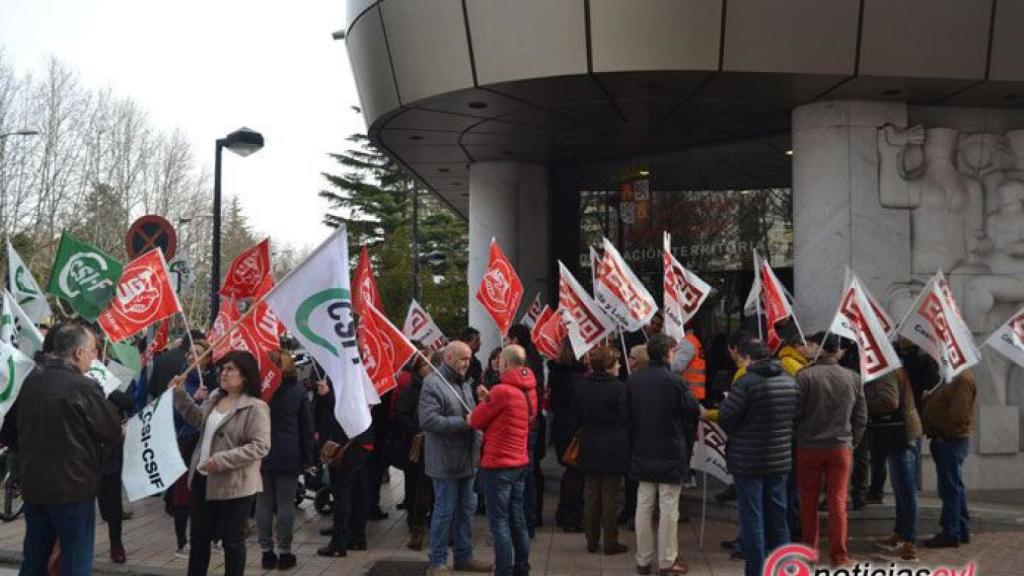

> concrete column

[
  {"left": 791, "top": 100, "right": 910, "bottom": 331},
  {"left": 468, "top": 161, "right": 550, "bottom": 358}
]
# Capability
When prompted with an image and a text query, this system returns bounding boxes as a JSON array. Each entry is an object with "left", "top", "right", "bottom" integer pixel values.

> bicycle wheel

[{"left": 0, "top": 465, "right": 22, "bottom": 522}]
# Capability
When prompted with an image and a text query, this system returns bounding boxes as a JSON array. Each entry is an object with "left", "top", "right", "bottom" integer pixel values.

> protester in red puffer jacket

[{"left": 469, "top": 349, "right": 537, "bottom": 470}]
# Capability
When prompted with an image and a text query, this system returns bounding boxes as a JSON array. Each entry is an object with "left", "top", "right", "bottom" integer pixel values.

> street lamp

[
  {"left": 0, "top": 129, "right": 40, "bottom": 244},
  {"left": 211, "top": 127, "right": 264, "bottom": 319}
]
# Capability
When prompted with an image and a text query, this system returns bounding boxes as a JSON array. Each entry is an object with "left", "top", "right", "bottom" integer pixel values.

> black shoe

[
  {"left": 277, "top": 553, "right": 297, "bottom": 570},
  {"left": 317, "top": 544, "right": 346, "bottom": 557},
  {"left": 262, "top": 551, "right": 278, "bottom": 569},
  {"left": 730, "top": 550, "right": 744, "bottom": 560},
  {"left": 923, "top": 534, "right": 960, "bottom": 549},
  {"left": 347, "top": 539, "right": 368, "bottom": 551},
  {"left": 604, "top": 542, "right": 628, "bottom": 555},
  {"left": 368, "top": 507, "right": 389, "bottom": 520},
  {"left": 960, "top": 533, "right": 971, "bottom": 544},
  {"left": 318, "top": 526, "right": 334, "bottom": 537}
]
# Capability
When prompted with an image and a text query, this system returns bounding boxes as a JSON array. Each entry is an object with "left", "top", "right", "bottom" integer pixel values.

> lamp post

[
  {"left": 211, "top": 127, "right": 263, "bottom": 319},
  {"left": 0, "top": 130, "right": 40, "bottom": 244}
]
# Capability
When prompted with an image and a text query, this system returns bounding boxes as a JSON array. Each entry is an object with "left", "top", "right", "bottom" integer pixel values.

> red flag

[
  {"left": 140, "top": 318, "right": 171, "bottom": 367},
  {"left": 207, "top": 297, "right": 241, "bottom": 362},
  {"left": 246, "top": 299, "right": 285, "bottom": 351},
  {"left": 358, "top": 304, "right": 417, "bottom": 396},
  {"left": 253, "top": 273, "right": 275, "bottom": 299},
  {"left": 99, "top": 250, "right": 182, "bottom": 342},
  {"left": 758, "top": 257, "right": 793, "bottom": 352},
  {"left": 533, "top": 306, "right": 567, "bottom": 360},
  {"left": 353, "top": 246, "right": 384, "bottom": 316},
  {"left": 530, "top": 306, "right": 554, "bottom": 351},
  {"left": 220, "top": 239, "right": 271, "bottom": 299},
  {"left": 475, "top": 238, "right": 524, "bottom": 336},
  {"left": 257, "top": 346, "right": 283, "bottom": 402}
]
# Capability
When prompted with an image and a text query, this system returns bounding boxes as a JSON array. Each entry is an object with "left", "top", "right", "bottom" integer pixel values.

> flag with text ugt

[
  {"left": 98, "top": 250, "right": 182, "bottom": 342},
  {"left": 985, "top": 305, "right": 1024, "bottom": 368},
  {"left": 558, "top": 261, "right": 614, "bottom": 359},
  {"left": 359, "top": 304, "right": 417, "bottom": 396},
  {"left": 531, "top": 305, "right": 566, "bottom": 360},
  {"left": 476, "top": 238, "right": 524, "bottom": 336},
  {"left": 264, "top": 226, "right": 378, "bottom": 437},
  {"left": 219, "top": 238, "right": 271, "bottom": 299},
  {"left": 828, "top": 276, "right": 901, "bottom": 383},
  {"left": 896, "top": 271, "right": 979, "bottom": 383},
  {"left": 6, "top": 240, "right": 52, "bottom": 323},
  {"left": 0, "top": 339, "right": 35, "bottom": 427},
  {"left": 47, "top": 231, "right": 123, "bottom": 322},
  {"left": 594, "top": 238, "right": 658, "bottom": 333},
  {"left": 206, "top": 298, "right": 283, "bottom": 401},
  {"left": 353, "top": 246, "right": 384, "bottom": 316},
  {"left": 662, "top": 232, "right": 711, "bottom": 341},
  {"left": 122, "top": 388, "right": 187, "bottom": 501},
  {"left": 403, "top": 299, "right": 447, "bottom": 352}
]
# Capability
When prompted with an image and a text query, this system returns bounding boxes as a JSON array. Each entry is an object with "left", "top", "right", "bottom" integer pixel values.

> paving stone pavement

[{"left": 0, "top": 469, "right": 1020, "bottom": 575}]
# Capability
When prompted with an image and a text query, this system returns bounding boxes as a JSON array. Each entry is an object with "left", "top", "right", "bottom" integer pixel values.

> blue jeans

[
  {"left": 21, "top": 500, "right": 95, "bottom": 576},
  {"left": 785, "top": 469, "right": 800, "bottom": 540},
  {"left": 931, "top": 437, "right": 970, "bottom": 540},
  {"left": 734, "top": 474, "right": 789, "bottom": 576},
  {"left": 483, "top": 467, "right": 531, "bottom": 576},
  {"left": 429, "top": 476, "right": 477, "bottom": 567},
  {"left": 888, "top": 442, "right": 919, "bottom": 542}
]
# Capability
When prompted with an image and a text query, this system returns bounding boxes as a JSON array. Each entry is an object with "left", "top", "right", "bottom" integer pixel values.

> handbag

[
  {"left": 562, "top": 433, "right": 581, "bottom": 467},
  {"left": 320, "top": 440, "right": 353, "bottom": 469},
  {"left": 408, "top": 433, "right": 426, "bottom": 464}
]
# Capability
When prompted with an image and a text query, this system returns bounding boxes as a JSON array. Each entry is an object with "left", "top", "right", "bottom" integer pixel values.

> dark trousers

[
  {"left": 364, "top": 451, "right": 386, "bottom": 514},
  {"left": 734, "top": 474, "right": 789, "bottom": 576},
  {"left": 558, "top": 466, "right": 585, "bottom": 527},
  {"left": 483, "top": 467, "right": 531, "bottom": 576},
  {"left": 21, "top": 500, "right": 95, "bottom": 576},
  {"left": 328, "top": 446, "right": 369, "bottom": 551},
  {"left": 97, "top": 473, "right": 123, "bottom": 548},
  {"left": 584, "top": 474, "right": 621, "bottom": 550},
  {"left": 188, "top": 475, "right": 255, "bottom": 576},
  {"left": 621, "top": 477, "right": 638, "bottom": 524},
  {"left": 406, "top": 459, "right": 433, "bottom": 529},
  {"left": 931, "top": 437, "right": 970, "bottom": 540},
  {"left": 174, "top": 508, "right": 190, "bottom": 549},
  {"left": 867, "top": 430, "right": 889, "bottom": 498},
  {"left": 523, "top": 425, "right": 544, "bottom": 535}
]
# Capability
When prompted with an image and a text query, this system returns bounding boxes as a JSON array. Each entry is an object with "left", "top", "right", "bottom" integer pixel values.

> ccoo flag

[
  {"left": 662, "top": 232, "right": 711, "bottom": 341},
  {"left": 984, "top": 305, "right": 1024, "bottom": 369},
  {"left": 0, "top": 338, "right": 35, "bottom": 427},
  {"left": 47, "top": 231, "right": 123, "bottom": 321},
  {"left": 403, "top": 299, "right": 447, "bottom": 352},
  {"left": 7, "top": 240, "right": 52, "bottom": 323},
  {"left": 896, "top": 271, "right": 979, "bottom": 383},
  {"left": 264, "top": 226, "right": 378, "bottom": 437},
  {"left": 593, "top": 238, "right": 658, "bottom": 332},
  {"left": 558, "top": 261, "right": 614, "bottom": 359},
  {"left": 98, "top": 250, "right": 182, "bottom": 342},
  {"left": 828, "top": 275, "right": 902, "bottom": 383}
]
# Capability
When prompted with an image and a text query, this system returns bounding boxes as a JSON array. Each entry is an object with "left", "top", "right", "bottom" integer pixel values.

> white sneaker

[{"left": 174, "top": 544, "right": 190, "bottom": 558}]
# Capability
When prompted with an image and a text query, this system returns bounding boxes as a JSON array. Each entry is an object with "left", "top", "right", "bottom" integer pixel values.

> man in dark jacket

[
  {"left": 7, "top": 324, "right": 122, "bottom": 576},
  {"left": 718, "top": 338, "right": 799, "bottom": 576},
  {"left": 147, "top": 330, "right": 205, "bottom": 399},
  {"left": 627, "top": 334, "right": 700, "bottom": 576}
]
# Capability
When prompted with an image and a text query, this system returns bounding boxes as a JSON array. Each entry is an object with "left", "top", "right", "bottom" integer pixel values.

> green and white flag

[
  {"left": 46, "top": 232, "right": 123, "bottom": 322},
  {"left": 85, "top": 359, "right": 125, "bottom": 397},
  {"left": 110, "top": 340, "right": 142, "bottom": 376},
  {"left": 6, "top": 241, "right": 52, "bottom": 323},
  {"left": 0, "top": 338, "right": 35, "bottom": 427},
  {"left": 264, "top": 225, "right": 378, "bottom": 437},
  {"left": 2, "top": 290, "right": 44, "bottom": 358}
]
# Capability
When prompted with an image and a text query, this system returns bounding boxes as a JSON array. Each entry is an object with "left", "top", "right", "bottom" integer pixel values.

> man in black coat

[
  {"left": 718, "top": 338, "right": 799, "bottom": 576},
  {"left": 627, "top": 334, "right": 700, "bottom": 576}
]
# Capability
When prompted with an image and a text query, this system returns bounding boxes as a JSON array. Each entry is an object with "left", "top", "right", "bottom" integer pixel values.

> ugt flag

[
  {"left": 0, "top": 339, "right": 35, "bottom": 427},
  {"left": 559, "top": 261, "right": 614, "bottom": 359},
  {"left": 47, "top": 232, "right": 123, "bottom": 321},
  {"left": 122, "top": 389, "right": 187, "bottom": 501},
  {"left": 985, "top": 305, "right": 1024, "bottom": 368},
  {"left": 896, "top": 271, "right": 979, "bottom": 382},
  {"left": 6, "top": 240, "right": 51, "bottom": 323},
  {"left": 220, "top": 238, "right": 271, "bottom": 299},
  {"left": 98, "top": 250, "right": 182, "bottom": 342},
  {"left": 663, "top": 232, "right": 711, "bottom": 341},
  {"left": 476, "top": 238, "right": 524, "bottom": 336},
  {"left": 593, "top": 238, "right": 657, "bottom": 332},
  {"left": 359, "top": 304, "right": 417, "bottom": 396},
  {"left": 403, "top": 299, "right": 447, "bottom": 352},
  {"left": 1, "top": 290, "right": 44, "bottom": 358},
  {"left": 353, "top": 246, "right": 384, "bottom": 316},
  {"left": 264, "top": 226, "right": 378, "bottom": 437},
  {"left": 531, "top": 305, "right": 566, "bottom": 360},
  {"left": 828, "top": 276, "right": 901, "bottom": 383}
]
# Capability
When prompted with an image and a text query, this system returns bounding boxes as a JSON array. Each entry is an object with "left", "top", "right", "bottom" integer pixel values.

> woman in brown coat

[{"left": 169, "top": 350, "right": 271, "bottom": 576}]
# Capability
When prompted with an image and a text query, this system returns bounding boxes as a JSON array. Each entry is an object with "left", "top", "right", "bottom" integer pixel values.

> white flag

[
  {"left": 6, "top": 241, "right": 51, "bottom": 323},
  {"left": 122, "top": 389, "right": 187, "bottom": 501},
  {"left": 593, "top": 238, "right": 658, "bottom": 332},
  {"left": 663, "top": 232, "right": 711, "bottom": 341},
  {"left": 896, "top": 271, "right": 979, "bottom": 382},
  {"left": 2, "top": 290, "right": 44, "bottom": 358},
  {"left": 0, "top": 339, "right": 35, "bottom": 428},
  {"left": 85, "top": 359, "right": 125, "bottom": 397},
  {"left": 264, "top": 226, "right": 377, "bottom": 437},
  {"left": 558, "top": 261, "right": 615, "bottom": 359},
  {"left": 402, "top": 299, "right": 447, "bottom": 352},
  {"left": 743, "top": 251, "right": 763, "bottom": 317},
  {"left": 689, "top": 420, "right": 732, "bottom": 485},
  {"left": 984, "top": 306, "right": 1024, "bottom": 369},
  {"left": 106, "top": 361, "right": 137, "bottom": 393},
  {"left": 828, "top": 276, "right": 902, "bottom": 383},
  {"left": 521, "top": 294, "right": 543, "bottom": 329}
]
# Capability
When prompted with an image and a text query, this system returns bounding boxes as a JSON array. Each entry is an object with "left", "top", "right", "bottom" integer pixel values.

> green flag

[
  {"left": 110, "top": 340, "right": 142, "bottom": 375},
  {"left": 46, "top": 232, "right": 123, "bottom": 322}
]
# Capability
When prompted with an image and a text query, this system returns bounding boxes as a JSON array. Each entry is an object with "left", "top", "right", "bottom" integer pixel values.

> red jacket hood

[{"left": 500, "top": 367, "right": 537, "bottom": 392}]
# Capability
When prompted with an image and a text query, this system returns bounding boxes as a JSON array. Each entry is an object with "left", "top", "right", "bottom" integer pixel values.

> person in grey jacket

[{"left": 418, "top": 341, "right": 490, "bottom": 576}]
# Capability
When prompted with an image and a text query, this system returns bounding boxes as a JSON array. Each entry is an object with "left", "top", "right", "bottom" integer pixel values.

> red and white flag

[
  {"left": 140, "top": 318, "right": 171, "bottom": 367},
  {"left": 359, "top": 304, "right": 417, "bottom": 396},
  {"left": 207, "top": 297, "right": 241, "bottom": 362},
  {"left": 99, "top": 250, "right": 182, "bottom": 342},
  {"left": 896, "top": 271, "right": 979, "bottom": 382},
  {"left": 558, "top": 261, "right": 614, "bottom": 359},
  {"left": 828, "top": 276, "right": 902, "bottom": 382},
  {"left": 475, "top": 238, "right": 524, "bottom": 336},
  {"left": 985, "top": 305, "right": 1024, "bottom": 369},
  {"left": 531, "top": 305, "right": 566, "bottom": 360},
  {"left": 402, "top": 299, "right": 447, "bottom": 352},
  {"left": 753, "top": 252, "right": 794, "bottom": 351},
  {"left": 257, "top": 347, "right": 283, "bottom": 402},
  {"left": 663, "top": 232, "right": 711, "bottom": 341},
  {"left": 593, "top": 238, "right": 658, "bottom": 332},
  {"left": 245, "top": 298, "right": 286, "bottom": 351},
  {"left": 353, "top": 246, "right": 384, "bottom": 317},
  {"left": 220, "top": 239, "right": 271, "bottom": 299},
  {"left": 521, "top": 294, "right": 543, "bottom": 329}
]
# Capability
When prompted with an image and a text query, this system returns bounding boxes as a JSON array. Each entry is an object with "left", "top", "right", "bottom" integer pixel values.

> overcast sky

[{"left": 0, "top": 0, "right": 366, "bottom": 253}]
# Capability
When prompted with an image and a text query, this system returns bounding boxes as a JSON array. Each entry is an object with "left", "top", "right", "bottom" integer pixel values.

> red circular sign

[{"left": 126, "top": 215, "right": 177, "bottom": 260}]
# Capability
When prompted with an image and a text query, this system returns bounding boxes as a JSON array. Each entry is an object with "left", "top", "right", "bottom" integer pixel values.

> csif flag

[
  {"left": 828, "top": 275, "right": 901, "bottom": 383},
  {"left": 264, "top": 226, "right": 378, "bottom": 437},
  {"left": 593, "top": 238, "right": 658, "bottom": 332},
  {"left": 98, "top": 250, "right": 182, "bottom": 342},
  {"left": 122, "top": 389, "right": 187, "bottom": 501},
  {"left": 2, "top": 290, "right": 44, "bottom": 358},
  {"left": 532, "top": 305, "right": 566, "bottom": 360},
  {"left": 220, "top": 238, "right": 271, "bottom": 299},
  {"left": 402, "top": 299, "right": 447, "bottom": 352},
  {"left": 896, "top": 271, "right": 979, "bottom": 383},
  {"left": 985, "top": 305, "right": 1024, "bottom": 368},
  {"left": 352, "top": 246, "right": 384, "bottom": 316},
  {"left": 7, "top": 240, "right": 52, "bottom": 323},
  {"left": 47, "top": 231, "right": 123, "bottom": 321},
  {"left": 558, "top": 261, "right": 614, "bottom": 359},
  {"left": 85, "top": 359, "right": 128, "bottom": 397},
  {"left": 358, "top": 304, "right": 417, "bottom": 396},
  {"left": 0, "top": 338, "right": 35, "bottom": 427},
  {"left": 662, "top": 232, "right": 711, "bottom": 341},
  {"left": 475, "top": 238, "right": 524, "bottom": 336}
]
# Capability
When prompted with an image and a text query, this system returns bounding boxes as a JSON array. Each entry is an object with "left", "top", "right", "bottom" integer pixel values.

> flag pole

[
  {"left": 755, "top": 289, "right": 764, "bottom": 340},
  {"left": 179, "top": 311, "right": 205, "bottom": 391},
  {"left": 619, "top": 328, "right": 632, "bottom": 376},
  {"left": 179, "top": 291, "right": 268, "bottom": 376},
  {"left": 698, "top": 422, "right": 708, "bottom": 552}
]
